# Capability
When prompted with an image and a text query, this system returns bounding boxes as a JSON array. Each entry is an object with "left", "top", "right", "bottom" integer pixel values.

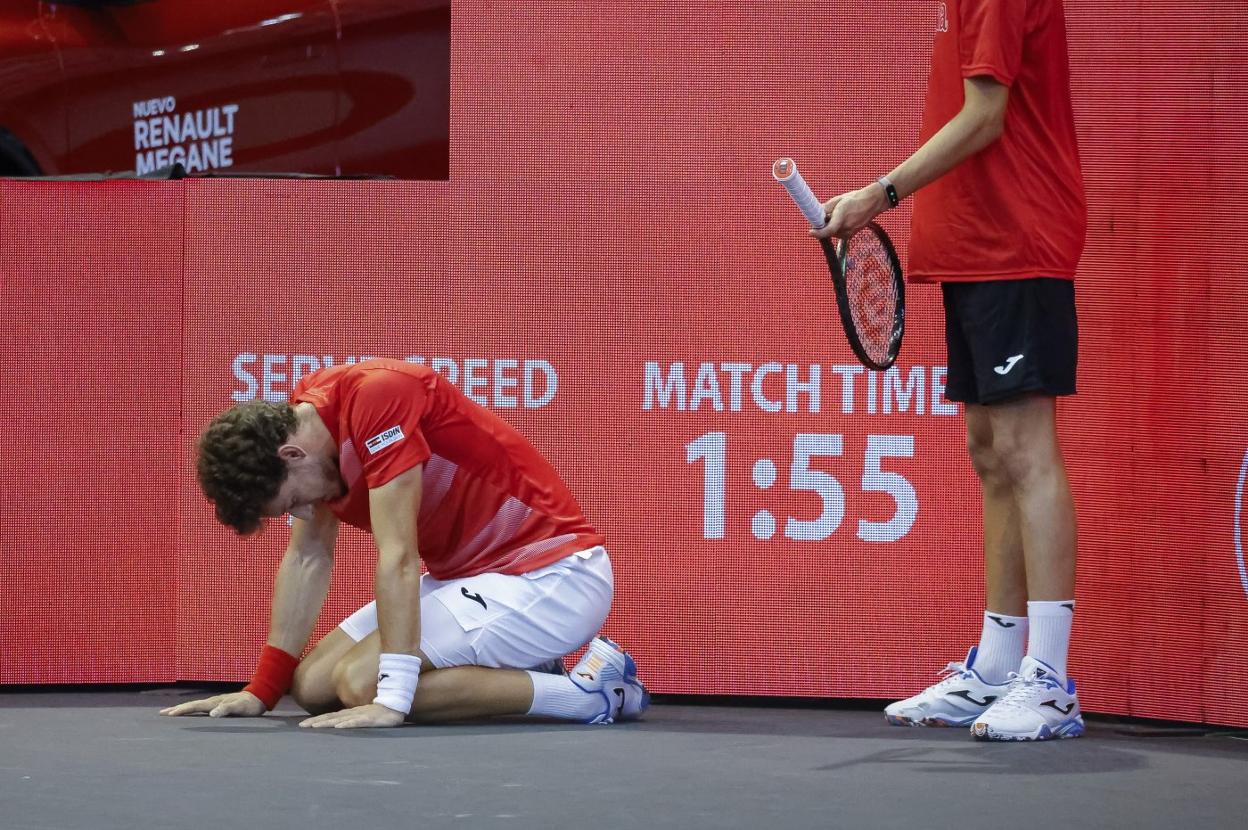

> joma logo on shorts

[{"left": 366, "top": 425, "right": 405, "bottom": 454}]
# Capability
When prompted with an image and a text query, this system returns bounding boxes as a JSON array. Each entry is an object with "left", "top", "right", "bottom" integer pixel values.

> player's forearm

[
  {"left": 886, "top": 98, "right": 1005, "bottom": 203},
  {"left": 265, "top": 546, "right": 334, "bottom": 656},
  {"left": 374, "top": 545, "right": 423, "bottom": 655}
]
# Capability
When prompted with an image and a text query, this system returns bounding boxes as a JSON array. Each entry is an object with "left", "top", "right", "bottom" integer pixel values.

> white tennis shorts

[{"left": 337, "top": 546, "right": 613, "bottom": 670}]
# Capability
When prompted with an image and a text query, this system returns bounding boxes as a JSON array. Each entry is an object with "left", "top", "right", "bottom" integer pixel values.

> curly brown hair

[{"left": 196, "top": 400, "right": 299, "bottom": 535}]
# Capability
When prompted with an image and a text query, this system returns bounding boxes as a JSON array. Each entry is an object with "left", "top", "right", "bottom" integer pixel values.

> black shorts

[{"left": 941, "top": 277, "right": 1078, "bottom": 405}]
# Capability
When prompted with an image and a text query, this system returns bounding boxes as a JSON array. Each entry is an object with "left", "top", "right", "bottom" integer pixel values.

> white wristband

[{"left": 373, "top": 652, "right": 422, "bottom": 715}]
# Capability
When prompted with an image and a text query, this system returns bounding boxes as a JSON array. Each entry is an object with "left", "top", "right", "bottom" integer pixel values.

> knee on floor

[{"left": 332, "top": 655, "right": 377, "bottom": 708}]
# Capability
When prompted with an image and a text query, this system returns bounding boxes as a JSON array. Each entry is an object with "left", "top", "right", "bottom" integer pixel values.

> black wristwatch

[{"left": 877, "top": 176, "right": 900, "bottom": 209}]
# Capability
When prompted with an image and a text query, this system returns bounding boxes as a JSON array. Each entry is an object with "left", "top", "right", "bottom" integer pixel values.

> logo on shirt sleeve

[{"left": 365, "top": 425, "right": 406, "bottom": 454}]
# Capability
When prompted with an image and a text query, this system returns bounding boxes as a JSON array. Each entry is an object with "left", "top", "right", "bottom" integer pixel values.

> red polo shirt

[
  {"left": 909, "top": 0, "right": 1087, "bottom": 282},
  {"left": 292, "top": 359, "right": 604, "bottom": 579}
]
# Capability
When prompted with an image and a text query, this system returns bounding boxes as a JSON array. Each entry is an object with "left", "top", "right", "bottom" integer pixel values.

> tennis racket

[{"left": 772, "top": 157, "right": 905, "bottom": 371}]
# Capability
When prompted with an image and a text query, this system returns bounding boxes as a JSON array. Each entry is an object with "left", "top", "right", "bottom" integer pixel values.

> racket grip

[{"left": 772, "top": 157, "right": 826, "bottom": 229}]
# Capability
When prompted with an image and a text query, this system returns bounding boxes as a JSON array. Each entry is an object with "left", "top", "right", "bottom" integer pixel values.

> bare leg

[
  {"left": 332, "top": 632, "right": 535, "bottom": 722},
  {"left": 290, "top": 628, "right": 354, "bottom": 715},
  {"left": 965, "top": 403, "right": 1028, "bottom": 616},
  {"left": 984, "top": 394, "right": 1077, "bottom": 600}
]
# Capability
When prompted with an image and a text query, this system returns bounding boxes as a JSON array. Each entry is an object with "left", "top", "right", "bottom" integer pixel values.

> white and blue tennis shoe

[
  {"left": 568, "top": 636, "right": 650, "bottom": 724},
  {"left": 971, "top": 656, "right": 1084, "bottom": 741},
  {"left": 885, "top": 646, "right": 1008, "bottom": 727}
]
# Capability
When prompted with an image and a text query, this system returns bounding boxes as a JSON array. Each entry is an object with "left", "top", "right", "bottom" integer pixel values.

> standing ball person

[
  {"left": 163, "top": 358, "right": 647, "bottom": 728},
  {"left": 815, "top": 0, "right": 1087, "bottom": 741}
]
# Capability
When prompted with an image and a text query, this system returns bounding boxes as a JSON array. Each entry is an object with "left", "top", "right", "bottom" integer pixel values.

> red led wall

[{"left": 3, "top": 2, "right": 1246, "bottom": 726}]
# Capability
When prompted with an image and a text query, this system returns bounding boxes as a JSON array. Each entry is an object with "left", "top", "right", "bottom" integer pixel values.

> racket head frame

[{"left": 818, "top": 221, "right": 905, "bottom": 371}]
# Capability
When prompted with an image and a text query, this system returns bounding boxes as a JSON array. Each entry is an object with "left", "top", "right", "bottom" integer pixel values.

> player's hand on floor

[
  {"left": 160, "top": 690, "right": 267, "bottom": 718},
  {"left": 299, "top": 702, "right": 406, "bottom": 729}
]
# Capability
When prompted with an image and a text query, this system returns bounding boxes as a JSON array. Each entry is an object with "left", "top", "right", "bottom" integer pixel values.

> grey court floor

[{"left": 1, "top": 689, "right": 1245, "bottom": 830}]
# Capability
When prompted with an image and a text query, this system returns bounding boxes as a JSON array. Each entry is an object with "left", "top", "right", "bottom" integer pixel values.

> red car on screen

[{"left": 0, "top": 0, "right": 449, "bottom": 179}]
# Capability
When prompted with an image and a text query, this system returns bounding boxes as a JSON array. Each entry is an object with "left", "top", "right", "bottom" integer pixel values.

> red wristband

[{"left": 242, "top": 644, "right": 299, "bottom": 710}]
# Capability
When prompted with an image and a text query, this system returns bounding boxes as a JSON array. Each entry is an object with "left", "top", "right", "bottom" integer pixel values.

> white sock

[
  {"left": 526, "top": 672, "right": 603, "bottom": 721},
  {"left": 1027, "top": 600, "right": 1075, "bottom": 679},
  {"left": 976, "top": 611, "right": 1028, "bottom": 684}
]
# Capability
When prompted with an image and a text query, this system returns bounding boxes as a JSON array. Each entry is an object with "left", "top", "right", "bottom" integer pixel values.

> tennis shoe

[
  {"left": 568, "top": 636, "right": 650, "bottom": 724},
  {"left": 884, "top": 647, "right": 1008, "bottom": 727},
  {"left": 971, "top": 656, "right": 1084, "bottom": 742}
]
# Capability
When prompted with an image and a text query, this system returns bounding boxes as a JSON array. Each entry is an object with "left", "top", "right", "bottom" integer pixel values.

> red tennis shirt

[
  {"left": 909, "top": 0, "right": 1087, "bottom": 283},
  {"left": 292, "top": 359, "right": 604, "bottom": 579}
]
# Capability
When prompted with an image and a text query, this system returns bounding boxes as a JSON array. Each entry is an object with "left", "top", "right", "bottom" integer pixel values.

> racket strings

[{"left": 842, "top": 232, "right": 900, "bottom": 364}]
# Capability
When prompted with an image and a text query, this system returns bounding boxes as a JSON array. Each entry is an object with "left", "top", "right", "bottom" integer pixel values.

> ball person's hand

[
  {"left": 812, "top": 185, "right": 889, "bottom": 240},
  {"left": 160, "top": 690, "right": 267, "bottom": 718}
]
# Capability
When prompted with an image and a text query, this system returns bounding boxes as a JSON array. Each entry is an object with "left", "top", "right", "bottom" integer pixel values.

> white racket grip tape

[{"left": 772, "top": 157, "right": 827, "bottom": 229}]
